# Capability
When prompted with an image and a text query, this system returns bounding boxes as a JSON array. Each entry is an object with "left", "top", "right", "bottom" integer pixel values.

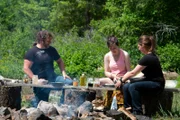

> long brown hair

[
  {"left": 33, "top": 30, "right": 53, "bottom": 46},
  {"left": 138, "top": 35, "right": 156, "bottom": 53},
  {"left": 36, "top": 30, "right": 49, "bottom": 43}
]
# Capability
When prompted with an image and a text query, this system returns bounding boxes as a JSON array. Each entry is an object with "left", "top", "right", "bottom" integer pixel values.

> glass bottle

[
  {"left": 23, "top": 74, "right": 28, "bottom": 83},
  {"left": 80, "top": 73, "right": 86, "bottom": 86}
]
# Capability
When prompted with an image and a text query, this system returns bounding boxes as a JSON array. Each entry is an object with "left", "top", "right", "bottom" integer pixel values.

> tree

[{"left": 49, "top": 0, "right": 107, "bottom": 35}]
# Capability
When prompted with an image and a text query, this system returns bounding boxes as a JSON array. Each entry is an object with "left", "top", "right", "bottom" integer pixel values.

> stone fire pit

[{"left": 0, "top": 100, "right": 116, "bottom": 120}]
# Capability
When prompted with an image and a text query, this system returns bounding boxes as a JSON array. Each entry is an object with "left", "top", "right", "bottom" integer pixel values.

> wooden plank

[
  {"left": 118, "top": 107, "right": 136, "bottom": 120},
  {"left": 64, "top": 85, "right": 115, "bottom": 91},
  {"left": 4, "top": 82, "right": 56, "bottom": 88},
  {"left": 3, "top": 82, "right": 115, "bottom": 91},
  {"left": 3, "top": 78, "right": 180, "bottom": 92},
  {"left": 164, "top": 88, "right": 180, "bottom": 92}
]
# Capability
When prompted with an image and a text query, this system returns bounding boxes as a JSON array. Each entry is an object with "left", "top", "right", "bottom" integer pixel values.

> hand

[
  {"left": 126, "top": 79, "right": 130, "bottom": 83},
  {"left": 114, "top": 74, "right": 123, "bottom": 83},
  {"left": 65, "top": 75, "right": 72, "bottom": 80},
  {"left": 38, "top": 79, "right": 48, "bottom": 85},
  {"left": 115, "top": 80, "right": 122, "bottom": 88},
  {"left": 116, "top": 74, "right": 122, "bottom": 78},
  {"left": 62, "top": 73, "right": 72, "bottom": 80}
]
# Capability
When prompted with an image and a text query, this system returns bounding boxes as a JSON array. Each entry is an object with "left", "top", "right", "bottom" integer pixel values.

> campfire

[
  {"left": 0, "top": 100, "right": 118, "bottom": 120},
  {"left": 0, "top": 78, "right": 137, "bottom": 120}
]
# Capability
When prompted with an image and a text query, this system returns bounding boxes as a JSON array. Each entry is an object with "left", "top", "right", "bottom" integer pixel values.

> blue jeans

[
  {"left": 31, "top": 76, "right": 73, "bottom": 107},
  {"left": 122, "top": 81, "right": 163, "bottom": 114}
]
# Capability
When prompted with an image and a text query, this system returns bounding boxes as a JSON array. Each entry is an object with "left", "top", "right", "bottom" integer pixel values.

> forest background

[{"left": 0, "top": 0, "right": 180, "bottom": 80}]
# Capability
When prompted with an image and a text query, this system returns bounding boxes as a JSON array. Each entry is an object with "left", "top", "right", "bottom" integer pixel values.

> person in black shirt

[
  {"left": 115, "top": 35, "right": 165, "bottom": 115},
  {"left": 23, "top": 30, "right": 73, "bottom": 107}
]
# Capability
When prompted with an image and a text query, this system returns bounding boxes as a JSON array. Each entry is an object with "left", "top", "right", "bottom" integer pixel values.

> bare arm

[
  {"left": 123, "top": 50, "right": 131, "bottom": 71},
  {"left": 115, "top": 64, "right": 146, "bottom": 88},
  {"left": 104, "top": 53, "right": 114, "bottom": 78},
  {"left": 122, "top": 65, "right": 146, "bottom": 81},
  {"left": 23, "top": 59, "right": 34, "bottom": 79},
  {"left": 56, "top": 58, "right": 71, "bottom": 80}
]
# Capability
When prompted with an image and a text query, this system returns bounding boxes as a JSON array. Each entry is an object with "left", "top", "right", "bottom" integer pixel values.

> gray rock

[{"left": 77, "top": 101, "right": 93, "bottom": 115}]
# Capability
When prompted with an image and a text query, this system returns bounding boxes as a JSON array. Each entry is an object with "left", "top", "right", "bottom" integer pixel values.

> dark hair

[
  {"left": 138, "top": 35, "right": 156, "bottom": 53},
  {"left": 107, "top": 36, "right": 119, "bottom": 47},
  {"left": 33, "top": 30, "right": 54, "bottom": 46},
  {"left": 36, "top": 30, "right": 49, "bottom": 43}
]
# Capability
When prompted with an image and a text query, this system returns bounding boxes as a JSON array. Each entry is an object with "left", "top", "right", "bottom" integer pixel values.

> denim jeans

[
  {"left": 31, "top": 75, "right": 73, "bottom": 107},
  {"left": 122, "top": 81, "right": 163, "bottom": 114}
]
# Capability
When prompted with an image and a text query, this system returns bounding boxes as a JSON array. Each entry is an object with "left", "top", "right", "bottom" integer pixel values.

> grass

[
  {"left": 152, "top": 92, "right": 180, "bottom": 119},
  {"left": 21, "top": 86, "right": 34, "bottom": 108}
]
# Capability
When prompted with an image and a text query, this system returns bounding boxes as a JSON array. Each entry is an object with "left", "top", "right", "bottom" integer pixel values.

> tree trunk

[{"left": 0, "top": 86, "right": 21, "bottom": 110}]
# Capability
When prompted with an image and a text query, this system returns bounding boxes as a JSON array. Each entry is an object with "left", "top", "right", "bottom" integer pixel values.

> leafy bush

[
  {"left": 0, "top": 55, "right": 24, "bottom": 79},
  {"left": 176, "top": 76, "right": 180, "bottom": 88},
  {"left": 53, "top": 29, "right": 108, "bottom": 78},
  {"left": 157, "top": 43, "right": 180, "bottom": 72}
]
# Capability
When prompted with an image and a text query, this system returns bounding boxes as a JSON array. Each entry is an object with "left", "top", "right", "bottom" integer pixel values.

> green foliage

[
  {"left": 21, "top": 99, "right": 32, "bottom": 108},
  {"left": 176, "top": 76, "right": 180, "bottom": 88},
  {"left": 0, "top": 28, "right": 34, "bottom": 59},
  {"left": 0, "top": 0, "right": 180, "bottom": 80},
  {"left": 1, "top": 1, "right": 180, "bottom": 119},
  {"left": 53, "top": 29, "right": 107, "bottom": 78},
  {"left": 171, "top": 93, "right": 180, "bottom": 117},
  {"left": 0, "top": 55, "right": 24, "bottom": 79},
  {"left": 49, "top": 0, "right": 107, "bottom": 34},
  {"left": 157, "top": 44, "right": 180, "bottom": 72}
]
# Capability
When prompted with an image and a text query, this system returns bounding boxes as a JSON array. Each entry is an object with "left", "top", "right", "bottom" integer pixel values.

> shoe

[{"left": 132, "top": 111, "right": 143, "bottom": 115}]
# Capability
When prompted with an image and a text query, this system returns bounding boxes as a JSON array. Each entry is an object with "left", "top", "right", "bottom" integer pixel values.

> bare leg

[{"left": 99, "top": 78, "right": 114, "bottom": 86}]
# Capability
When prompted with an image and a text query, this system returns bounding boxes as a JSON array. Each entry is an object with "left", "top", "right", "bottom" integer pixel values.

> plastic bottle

[
  {"left": 80, "top": 73, "right": 86, "bottom": 86},
  {"left": 110, "top": 95, "right": 118, "bottom": 110}
]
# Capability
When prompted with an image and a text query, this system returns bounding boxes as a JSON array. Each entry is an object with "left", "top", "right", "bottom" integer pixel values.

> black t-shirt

[
  {"left": 24, "top": 46, "right": 60, "bottom": 81},
  {"left": 138, "top": 53, "right": 165, "bottom": 85}
]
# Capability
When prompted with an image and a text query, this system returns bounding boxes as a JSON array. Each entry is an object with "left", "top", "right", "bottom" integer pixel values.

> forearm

[
  {"left": 57, "top": 59, "right": 66, "bottom": 75},
  {"left": 58, "top": 63, "right": 65, "bottom": 74},
  {"left": 23, "top": 68, "right": 34, "bottom": 79},
  {"left": 23, "top": 60, "right": 34, "bottom": 79},
  {"left": 105, "top": 71, "right": 114, "bottom": 78},
  {"left": 122, "top": 65, "right": 145, "bottom": 82},
  {"left": 122, "top": 71, "right": 135, "bottom": 82}
]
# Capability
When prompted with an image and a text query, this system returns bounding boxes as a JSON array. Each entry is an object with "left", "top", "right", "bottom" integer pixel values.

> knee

[
  {"left": 65, "top": 78, "right": 73, "bottom": 85},
  {"left": 122, "top": 83, "right": 130, "bottom": 91},
  {"left": 55, "top": 76, "right": 64, "bottom": 82},
  {"left": 128, "top": 84, "right": 136, "bottom": 92}
]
